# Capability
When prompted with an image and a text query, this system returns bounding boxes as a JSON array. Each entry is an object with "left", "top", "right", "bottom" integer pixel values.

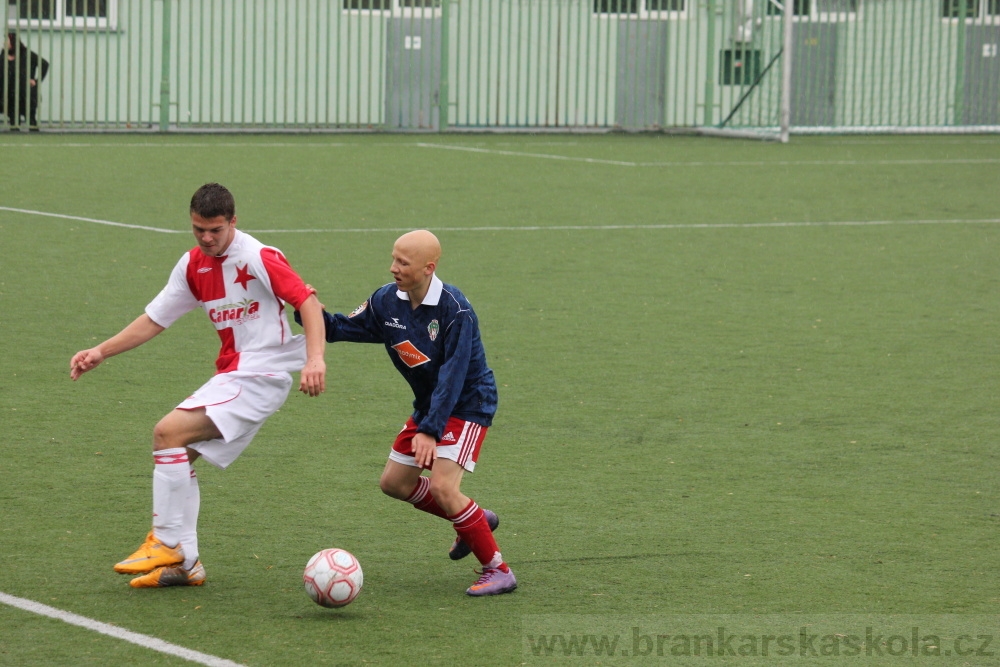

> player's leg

[
  {"left": 379, "top": 458, "right": 421, "bottom": 500},
  {"left": 166, "top": 372, "right": 289, "bottom": 587},
  {"left": 114, "top": 409, "right": 219, "bottom": 576},
  {"left": 384, "top": 416, "right": 502, "bottom": 561},
  {"left": 152, "top": 408, "right": 220, "bottom": 546},
  {"left": 431, "top": 459, "right": 515, "bottom": 596},
  {"left": 382, "top": 416, "right": 514, "bottom": 594},
  {"left": 130, "top": 443, "right": 209, "bottom": 587},
  {"left": 179, "top": 463, "right": 201, "bottom": 570},
  {"left": 381, "top": 457, "right": 451, "bottom": 519},
  {"left": 382, "top": 419, "right": 452, "bottom": 518},
  {"left": 426, "top": 458, "right": 468, "bottom": 515},
  {"left": 430, "top": 458, "right": 511, "bottom": 569},
  {"left": 423, "top": 418, "right": 500, "bottom": 561},
  {"left": 428, "top": 420, "right": 515, "bottom": 596},
  {"left": 120, "top": 372, "right": 292, "bottom": 586}
]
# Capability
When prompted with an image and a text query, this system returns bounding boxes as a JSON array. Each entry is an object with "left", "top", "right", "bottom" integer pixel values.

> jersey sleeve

[
  {"left": 322, "top": 290, "right": 386, "bottom": 344},
  {"left": 260, "top": 248, "right": 314, "bottom": 309},
  {"left": 145, "top": 254, "right": 199, "bottom": 328}
]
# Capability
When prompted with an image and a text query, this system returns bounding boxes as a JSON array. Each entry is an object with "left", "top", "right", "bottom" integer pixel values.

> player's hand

[
  {"left": 304, "top": 284, "right": 325, "bottom": 310},
  {"left": 299, "top": 357, "right": 326, "bottom": 397},
  {"left": 70, "top": 348, "right": 104, "bottom": 380},
  {"left": 412, "top": 432, "right": 438, "bottom": 469}
]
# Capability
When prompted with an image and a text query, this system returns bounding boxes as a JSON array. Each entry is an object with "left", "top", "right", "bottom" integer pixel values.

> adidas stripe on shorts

[{"left": 390, "top": 416, "right": 487, "bottom": 472}]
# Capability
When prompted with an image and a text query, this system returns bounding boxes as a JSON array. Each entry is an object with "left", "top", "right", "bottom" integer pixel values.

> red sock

[
  {"left": 404, "top": 476, "right": 449, "bottom": 519},
  {"left": 450, "top": 500, "right": 508, "bottom": 572}
]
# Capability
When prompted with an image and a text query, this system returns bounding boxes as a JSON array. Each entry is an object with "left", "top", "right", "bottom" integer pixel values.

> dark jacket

[{"left": 2, "top": 38, "right": 49, "bottom": 105}]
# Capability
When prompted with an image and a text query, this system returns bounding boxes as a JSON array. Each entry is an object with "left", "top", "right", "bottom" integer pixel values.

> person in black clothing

[{"left": 2, "top": 31, "right": 49, "bottom": 130}]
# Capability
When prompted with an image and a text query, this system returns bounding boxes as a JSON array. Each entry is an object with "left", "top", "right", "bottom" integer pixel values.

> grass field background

[{"left": 1, "top": 133, "right": 999, "bottom": 666}]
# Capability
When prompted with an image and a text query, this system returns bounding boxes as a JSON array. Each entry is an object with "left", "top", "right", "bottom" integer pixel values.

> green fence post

[
  {"left": 953, "top": 0, "right": 968, "bottom": 126},
  {"left": 703, "top": 0, "right": 717, "bottom": 127},
  {"left": 439, "top": 0, "right": 451, "bottom": 131},
  {"left": 159, "top": 0, "right": 172, "bottom": 132}
]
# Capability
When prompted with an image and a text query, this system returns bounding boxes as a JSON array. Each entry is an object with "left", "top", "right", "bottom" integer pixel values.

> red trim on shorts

[
  {"left": 178, "top": 384, "right": 243, "bottom": 410},
  {"left": 392, "top": 416, "right": 487, "bottom": 468}
]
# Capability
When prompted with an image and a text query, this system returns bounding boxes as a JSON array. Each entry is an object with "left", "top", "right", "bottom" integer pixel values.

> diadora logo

[
  {"left": 391, "top": 340, "right": 431, "bottom": 368},
  {"left": 385, "top": 317, "right": 407, "bottom": 330},
  {"left": 209, "top": 298, "right": 261, "bottom": 325},
  {"left": 197, "top": 267, "right": 213, "bottom": 274},
  {"left": 440, "top": 431, "right": 457, "bottom": 443}
]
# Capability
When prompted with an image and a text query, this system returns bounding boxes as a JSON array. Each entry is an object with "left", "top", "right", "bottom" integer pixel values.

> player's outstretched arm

[
  {"left": 70, "top": 314, "right": 165, "bottom": 380},
  {"left": 296, "top": 294, "right": 327, "bottom": 397}
]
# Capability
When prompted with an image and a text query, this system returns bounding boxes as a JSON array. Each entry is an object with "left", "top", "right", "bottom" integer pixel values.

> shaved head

[
  {"left": 394, "top": 229, "right": 441, "bottom": 266},
  {"left": 390, "top": 230, "right": 441, "bottom": 306}
]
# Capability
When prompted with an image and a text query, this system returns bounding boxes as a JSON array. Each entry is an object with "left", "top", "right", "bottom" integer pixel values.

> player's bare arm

[
  {"left": 303, "top": 284, "right": 324, "bottom": 310},
  {"left": 70, "top": 314, "right": 165, "bottom": 380},
  {"left": 296, "top": 294, "right": 327, "bottom": 397}
]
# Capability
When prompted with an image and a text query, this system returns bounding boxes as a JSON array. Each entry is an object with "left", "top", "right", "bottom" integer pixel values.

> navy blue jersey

[{"left": 320, "top": 276, "right": 497, "bottom": 440}]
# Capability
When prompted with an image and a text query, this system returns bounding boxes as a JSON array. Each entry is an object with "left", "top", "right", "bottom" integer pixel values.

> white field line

[
  {"left": 415, "top": 142, "right": 640, "bottom": 166},
  {"left": 637, "top": 158, "right": 1000, "bottom": 167},
  {"left": 0, "top": 206, "right": 182, "bottom": 233},
  {"left": 2, "top": 205, "right": 1000, "bottom": 234},
  {"left": 0, "top": 142, "right": 359, "bottom": 148},
  {"left": 416, "top": 142, "right": 1000, "bottom": 167},
  {"left": 1, "top": 139, "right": 997, "bottom": 167},
  {"left": 0, "top": 591, "right": 246, "bottom": 667},
  {"left": 246, "top": 219, "right": 1000, "bottom": 233}
]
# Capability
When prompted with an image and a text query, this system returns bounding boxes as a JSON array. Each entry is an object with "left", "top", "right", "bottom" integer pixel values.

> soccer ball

[{"left": 303, "top": 548, "right": 363, "bottom": 608}]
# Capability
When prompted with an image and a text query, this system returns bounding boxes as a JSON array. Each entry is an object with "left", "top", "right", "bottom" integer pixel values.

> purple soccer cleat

[
  {"left": 466, "top": 566, "right": 517, "bottom": 596},
  {"left": 449, "top": 509, "right": 500, "bottom": 561}
]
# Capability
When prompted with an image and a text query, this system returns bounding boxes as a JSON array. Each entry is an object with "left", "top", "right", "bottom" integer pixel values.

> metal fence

[{"left": 2, "top": 0, "right": 998, "bottom": 133}]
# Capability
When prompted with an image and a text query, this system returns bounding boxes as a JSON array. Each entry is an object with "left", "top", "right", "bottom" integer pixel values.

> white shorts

[{"left": 177, "top": 371, "right": 293, "bottom": 469}]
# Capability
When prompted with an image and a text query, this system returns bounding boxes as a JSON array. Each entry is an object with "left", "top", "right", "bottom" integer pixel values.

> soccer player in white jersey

[{"left": 70, "top": 183, "right": 327, "bottom": 588}]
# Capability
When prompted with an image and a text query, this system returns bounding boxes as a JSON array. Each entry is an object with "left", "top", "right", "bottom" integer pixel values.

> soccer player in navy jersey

[{"left": 301, "top": 229, "right": 515, "bottom": 596}]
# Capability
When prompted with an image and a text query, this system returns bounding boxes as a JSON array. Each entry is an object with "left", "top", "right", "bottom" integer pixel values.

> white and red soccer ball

[{"left": 303, "top": 548, "right": 363, "bottom": 608}]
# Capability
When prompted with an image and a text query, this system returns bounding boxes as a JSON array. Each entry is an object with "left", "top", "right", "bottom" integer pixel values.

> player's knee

[
  {"left": 152, "top": 417, "right": 184, "bottom": 451},
  {"left": 151, "top": 420, "right": 174, "bottom": 450},
  {"left": 379, "top": 473, "right": 408, "bottom": 500},
  {"left": 428, "top": 478, "right": 461, "bottom": 507}
]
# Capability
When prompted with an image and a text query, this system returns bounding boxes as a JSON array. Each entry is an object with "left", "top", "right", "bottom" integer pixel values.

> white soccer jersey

[{"left": 145, "top": 229, "right": 313, "bottom": 374}]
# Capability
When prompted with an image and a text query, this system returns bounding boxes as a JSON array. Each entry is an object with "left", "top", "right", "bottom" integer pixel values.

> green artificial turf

[{"left": 1, "top": 133, "right": 998, "bottom": 665}]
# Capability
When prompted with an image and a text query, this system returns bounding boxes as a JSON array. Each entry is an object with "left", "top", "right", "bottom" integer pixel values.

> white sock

[
  {"left": 180, "top": 469, "right": 201, "bottom": 570},
  {"left": 151, "top": 447, "right": 190, "bottom": 549}
]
